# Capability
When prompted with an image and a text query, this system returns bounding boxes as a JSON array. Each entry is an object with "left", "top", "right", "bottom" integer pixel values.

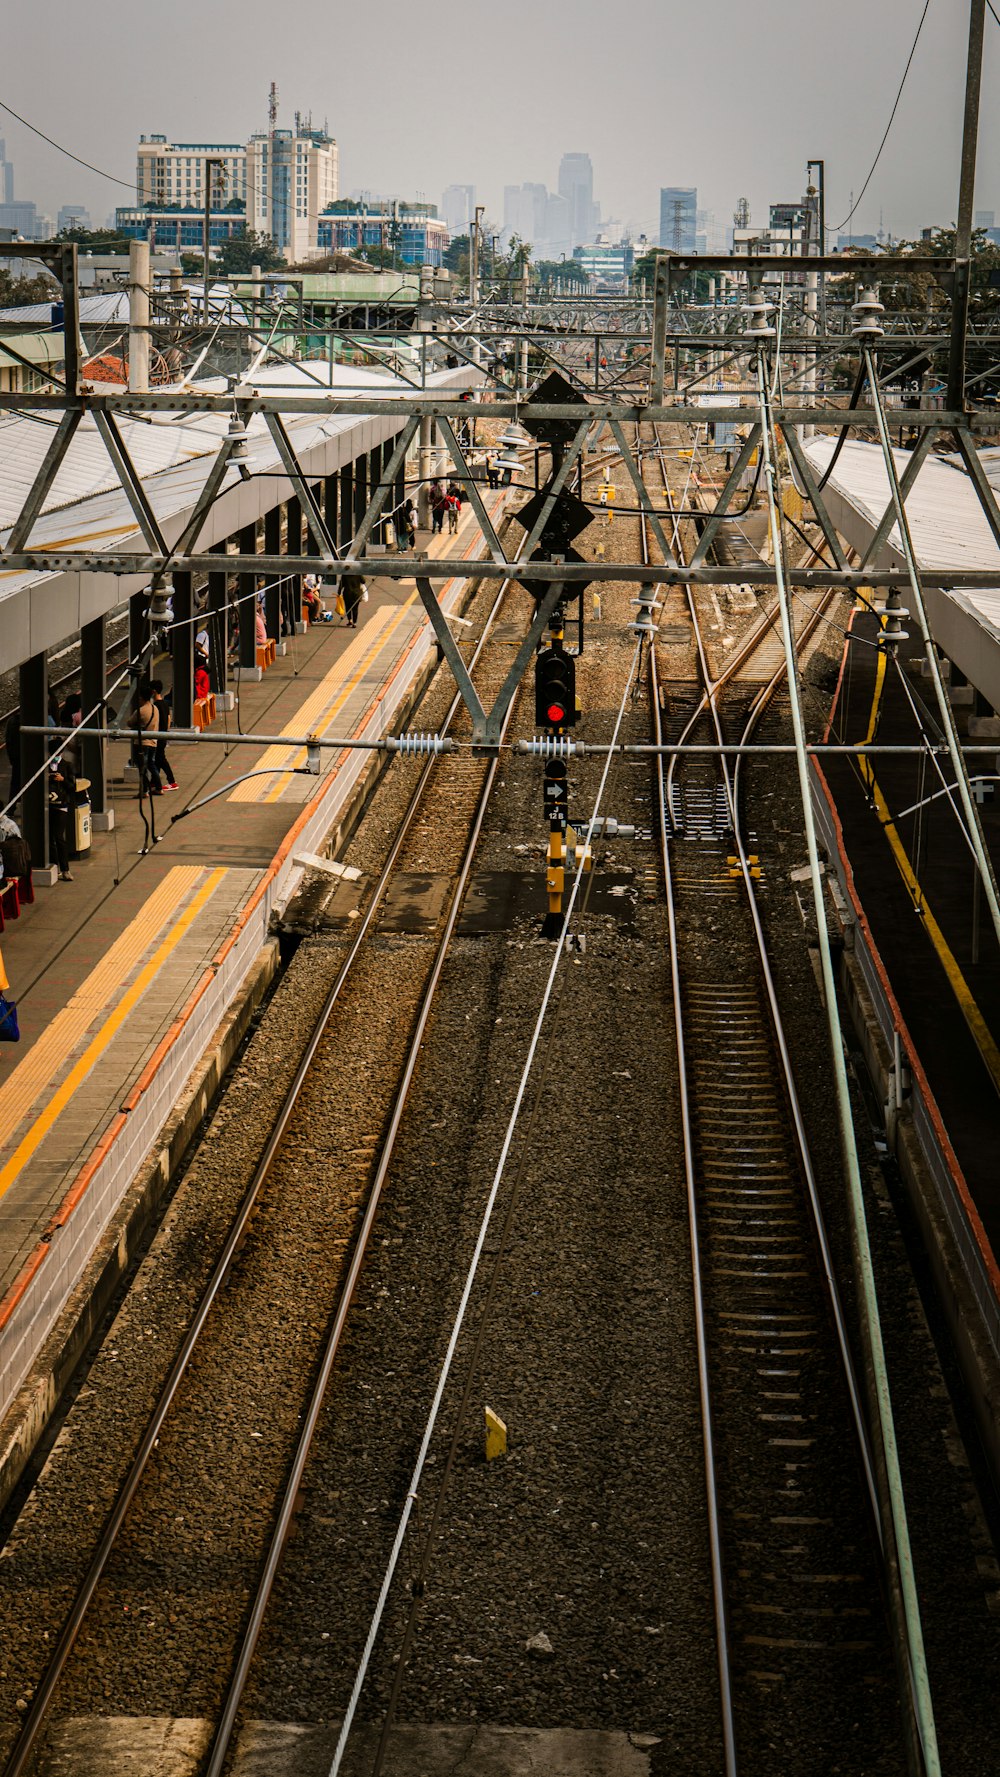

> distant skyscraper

[
  {"left": 0, "top": 139, "right": 13, "bottom": 206},
  {"left": 57, "top": 204, "right": 91, "bottom": 234},
  {"left": 975, "top": 208, "right": 995, "bottom": 230},
  {"left": 660, "top": 187, "right": 697, "bottom": 252},
  {"left": 503, "top": 183, "right": 548, "bottom": 248},
  {"left": 558, "top": 153, "right": 596, "bottom": 249},
  {"left": 441, "top": 184, "right": 475, "bottom": 234}
]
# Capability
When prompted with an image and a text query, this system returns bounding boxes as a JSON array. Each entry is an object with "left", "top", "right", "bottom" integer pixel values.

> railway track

[
  {"left": 641, "top": 427, "right": 917, "bottom": 1769},
  {"left": 0, "top": 560, "right": 533, "bottom": 1777}
]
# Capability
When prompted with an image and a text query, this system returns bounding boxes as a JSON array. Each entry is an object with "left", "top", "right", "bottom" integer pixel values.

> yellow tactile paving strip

[
  {"left": 229, "top": 606, "right": 396, "bottom": 804},
  {"left": 0, "top": 866, "right": 227, "bottom": 1201}
]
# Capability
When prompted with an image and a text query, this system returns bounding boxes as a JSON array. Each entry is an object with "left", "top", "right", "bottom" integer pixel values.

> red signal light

[{"left": 546, "top": 701, "right": 567, "bottom": 724}]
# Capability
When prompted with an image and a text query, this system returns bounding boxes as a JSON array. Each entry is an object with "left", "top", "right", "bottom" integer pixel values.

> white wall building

[
  {"left": 247, "top": 127, "right": 339, "bottom": 262},
  {"left": 136, "top": 137, "right": 247, "bottom": 211}
]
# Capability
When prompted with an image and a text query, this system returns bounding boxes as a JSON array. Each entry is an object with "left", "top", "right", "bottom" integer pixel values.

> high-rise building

[
  {"left": 544, "top": 193, "right": 572, "bottom": 258},
  {"left": 660, "top": 188, "right": 697, "bottom": 252},
  {"left": 0, "top": 201, "right": 38, "bottom": 239},
  {"left": 57, "top": 205, "right": 91, "bottom": 234},
  {"left": 975, "top": 209, "right": 995, "bottom": 230},
  {"left": 558, "top": 153, "right": 597, "bottom": 249},
  {"left": 503, "top": 183, "right": 548, "bottom": 248},
  {"left": 247, "top": 124, "right": 338, "bottom": 262},
  {"left": 137, "top": 136, "right": 247, "bottom": 211},
  {"left": 0, "top": 140, "right": 13, "bottom": 206},
  {"left": 441, "top": 184, "right": 475, "bottom": 234}
]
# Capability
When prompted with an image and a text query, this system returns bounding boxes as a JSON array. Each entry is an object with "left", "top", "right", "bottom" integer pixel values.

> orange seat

[
  {"left": 256, "top": 639, "right": 276, "bottom": 669},
  {"left": 193, "top": 693, "right": 217, "bottom": 730}
]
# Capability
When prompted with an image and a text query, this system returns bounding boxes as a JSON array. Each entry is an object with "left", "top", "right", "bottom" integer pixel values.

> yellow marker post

[{"left": 485, "top": 1407, "right": 507, "bottom": 1460}]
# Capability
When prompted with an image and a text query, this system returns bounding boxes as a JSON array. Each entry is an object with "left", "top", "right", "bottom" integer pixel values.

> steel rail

[
  {"left": 640, "top": 448, "right": 738, "bottom": 1777},
  {"left": 0, "top": 544, "right": 522, "bottom": 1777},
  {"left": 332, "top": 648, "right": 645, "bottom": 1777},
  {"left": 652, "top": 445, "right": 883, "bottom": 1520},
  {"left": 203, "top": 644, "right": 520, "bottom": 1777},
  {"left": 755, "top": 356, "right": 939, "bottom": 1776}
]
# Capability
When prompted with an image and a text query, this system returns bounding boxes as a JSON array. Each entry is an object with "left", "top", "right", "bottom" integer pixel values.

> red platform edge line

[{"left": 817, "top": 610, "right": 1000, "bottom": 1300}]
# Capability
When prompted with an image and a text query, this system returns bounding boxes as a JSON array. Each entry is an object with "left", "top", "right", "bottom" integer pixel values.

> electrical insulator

[{"left": 852, "top": 286, "right": 884, "bottom": 339}]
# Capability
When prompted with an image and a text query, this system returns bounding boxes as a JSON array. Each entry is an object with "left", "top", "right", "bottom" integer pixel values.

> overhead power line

[
  {"left": 827, "top": 0, "right": 931, "bottom": 236},
  {"left": 0, "top": 94, "right": 136, "bottom": 191}
]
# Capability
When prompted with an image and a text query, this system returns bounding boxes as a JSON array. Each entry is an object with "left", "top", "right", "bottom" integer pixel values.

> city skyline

[{"left": 1, "top": 0, "right": 997, "bottom": 249}]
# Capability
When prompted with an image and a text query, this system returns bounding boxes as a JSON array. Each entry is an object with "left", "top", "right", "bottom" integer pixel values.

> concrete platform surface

[
  {"left": 0, "top": 494, "right": 506, "bottom": 1431},
  {"left": 38, "top": 1717, "right": 660, "bottom": 1776}
]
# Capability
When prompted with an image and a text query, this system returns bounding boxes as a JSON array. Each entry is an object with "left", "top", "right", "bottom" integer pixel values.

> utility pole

[
  {"left": 802, "top": 171, "right": 820, "bottom": 439},
  {"left": 128, "top": 238, "right": 150, "bottom": 393},
  {"left": 948, "top": 0, "right": 986, "bottom": 411},
  {"left": 418, "top": 261, "right": 435, "bottom": 526},
  {"left": 203, "top": 157, "right": 224, "bottom": 323},
  {"left": 470, "top": 204, "right": 484, "bottom": 368}
]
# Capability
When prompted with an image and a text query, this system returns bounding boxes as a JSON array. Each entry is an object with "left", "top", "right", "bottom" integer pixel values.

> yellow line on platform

[
  {"left": 229, "top": 607, "right": 395, "bottom": 804},
  {"left": 860, "top": 635, "right": 1000, "bottom": 1095},
  {"left": 0, "top": 866, "right": 227, "bottom": 1201}
]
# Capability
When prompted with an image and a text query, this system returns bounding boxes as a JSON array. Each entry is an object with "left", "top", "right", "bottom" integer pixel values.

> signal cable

[
  {"left": 826, "top": 0, "right": 931, "bottom": 235},
  {"left": 0, "top": 95, "right": 137, "bottom": 191}
]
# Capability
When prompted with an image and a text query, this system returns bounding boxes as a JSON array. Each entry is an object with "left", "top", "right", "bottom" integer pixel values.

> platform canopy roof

[{"left": 802, "top": 435, "right": 1000, "bottom": 714}]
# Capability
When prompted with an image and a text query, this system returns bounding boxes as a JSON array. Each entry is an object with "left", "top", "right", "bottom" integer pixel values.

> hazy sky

[{"left": 2, "top": 0, "right": 997, "bottom": 241}]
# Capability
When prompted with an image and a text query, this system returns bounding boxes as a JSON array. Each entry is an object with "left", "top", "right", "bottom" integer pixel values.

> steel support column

[
  {"left": 80, "top": 616, "right": 108, "bottom": 815},
  {"left": 128, "top": 590, "right": 146, "bottom": 682},
  {"left": 285, "top": 498, "right": 303, "bottom": 634},
  {"left": 339, "top": 464, "right": 353, "bottom": 553},
  {"left": 324, "top": 471, "right": 338, "bottom": 550},
  {"left": 264, "top": 507, "right": 282, "bottom": 640},
  {"left": 19, "top": 652, "right": 49, "bottom": 870},
  {"left": 207, "top": 547, "right": 229, "bottom": 695},
  {"left": 947, "top": 0, "right": 986, "bottom": 411},
  {"left": 170, "top": 575, "right": 194, "bottom": 731},
  {"left": 353, "top": 453, "right": 368, "bottom": 540},
  {"left": 238, "top": 522, "right": 258, "bottom": 670}
]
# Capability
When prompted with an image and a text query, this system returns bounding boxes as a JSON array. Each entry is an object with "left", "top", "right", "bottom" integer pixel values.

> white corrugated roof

[
  {"left": 0, "top": 360, "right": 475, "bottom": 594},
  {"left": 0, "top": 292, "right": 130, "bottom": 326},
  {"left": 802, "top": 436, "right": 1000, "bottom": 641}
]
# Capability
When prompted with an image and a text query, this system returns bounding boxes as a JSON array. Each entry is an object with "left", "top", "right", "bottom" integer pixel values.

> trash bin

[{"left": 72, "top": 777, "right": 92, "bottom": 858}]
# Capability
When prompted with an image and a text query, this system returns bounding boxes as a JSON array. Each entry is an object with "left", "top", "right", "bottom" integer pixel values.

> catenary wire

[
  {"left": 0, "top": 96, "right": 137, "bottom": 191},
  {"left": 826, "top": 0, "right": 931, "bottom": 235}
]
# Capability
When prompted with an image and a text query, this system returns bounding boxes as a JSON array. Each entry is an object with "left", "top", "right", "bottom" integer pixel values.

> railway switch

[{"left": 728, "top": 853, "right": 762, "bottom": 880}]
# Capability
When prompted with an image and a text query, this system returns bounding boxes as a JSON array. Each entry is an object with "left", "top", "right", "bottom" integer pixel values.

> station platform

[
  {"left": 0, "top": 494, "right": 506, "bottom": 1442},
  {"left": 816, "top": 602, "right": 1000, "bottom": 1274}
]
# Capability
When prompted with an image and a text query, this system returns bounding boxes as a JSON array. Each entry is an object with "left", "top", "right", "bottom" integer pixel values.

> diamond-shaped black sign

[
  {"left": 522, "top": 369, "right": 589, "bottom": 457},
  {"left": 513, "top": 486, "right": 592, "bottom": 552}
]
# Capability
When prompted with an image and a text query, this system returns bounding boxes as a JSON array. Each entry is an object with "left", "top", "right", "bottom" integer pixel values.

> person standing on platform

[
  {"left": 446, "top": 490, "right": 460, "bottom": 534},
  {"left": 342, "top": 574, "right": 365, "bottom": 629},
  {"left": 131, "top": 679, "right": 162, "bottom": 797},
  {"left": 430, "top": 481, "right": 447, "bottom": 534},
  {"left": 150, "top": 681, "right": 178, "bottom": 790},
  {"left": 399, "top": 497, "right": 416, "bottom": 550},
  {"left": 48, "top": 749, "right": 74, "bottom": 881},
  {"left": 487, "top": 457, "right": 499, "bottom": 490}
]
